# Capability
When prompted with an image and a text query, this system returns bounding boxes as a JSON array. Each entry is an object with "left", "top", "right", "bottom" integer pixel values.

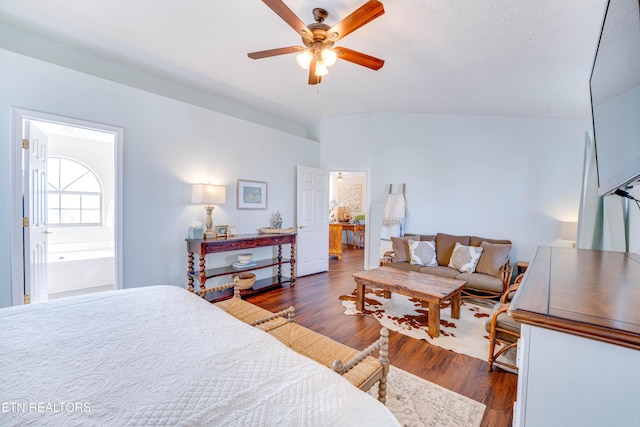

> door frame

[
  {"left": 329, "top": 169, "right": 370, "bottom": 270},
  {"left": 10, "top": 108, "right": 124, "bottom": 306}
]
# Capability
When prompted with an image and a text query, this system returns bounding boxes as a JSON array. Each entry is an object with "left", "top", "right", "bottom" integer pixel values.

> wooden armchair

[{"left": 486, "top": 274, "right": 523, "bottom": 372}]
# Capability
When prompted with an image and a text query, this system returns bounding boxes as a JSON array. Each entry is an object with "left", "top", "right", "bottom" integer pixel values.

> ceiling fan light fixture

[
  {"left": 315, "top": 60, "right": 329, "bottom": 77},
  {"left": 322, "top": 48, "right": 337, "bottom": 67},
  {"left": 248, "top": 1, "right": 386, "bottom": 85},
  {"left": 296, "top": 50, "right": 313, "bottom": 69}
]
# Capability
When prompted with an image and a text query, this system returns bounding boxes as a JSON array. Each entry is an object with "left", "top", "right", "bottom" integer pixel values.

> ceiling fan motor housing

[{"left": 304, "top": 8, "right": 333, "bottom": 50}]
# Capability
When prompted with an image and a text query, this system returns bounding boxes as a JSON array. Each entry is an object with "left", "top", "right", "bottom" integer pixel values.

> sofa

[{"left": 381, "top": 232, "right": 513, "bottom": 299}]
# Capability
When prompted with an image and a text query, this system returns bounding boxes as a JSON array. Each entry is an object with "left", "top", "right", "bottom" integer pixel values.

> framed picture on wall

[
  {"left": 237, "top": 179, "right": 267, "bottom": 210},
  {"left": 337, "top": 184, "right": 362, "bottom": 212}
]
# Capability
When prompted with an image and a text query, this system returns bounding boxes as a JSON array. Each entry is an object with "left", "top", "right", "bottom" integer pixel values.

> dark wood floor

[{"left": 246, "top": 246, "right": 518, "bottom": 427}]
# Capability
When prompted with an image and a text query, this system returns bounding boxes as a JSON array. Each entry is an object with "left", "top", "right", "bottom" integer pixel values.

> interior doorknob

[{"left": 298, "top": 225, "right": 304, "bottom": 229}]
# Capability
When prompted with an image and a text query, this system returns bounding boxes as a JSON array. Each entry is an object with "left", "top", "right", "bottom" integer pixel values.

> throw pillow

[
  {"left": 391, "top": 236, "right": 413, "bottom": 262},
  {"left": 448, "top": 242, "right": 483, "bottom": 273},
  {"left": 469, "top": 236, "right": 512, "bottom": 247},
  {"left": 476, "top": 241, "right": 512, "bottom": 278},
  {"left": 408, "top": 239, "right": 437, "bottom": 266},
  {"left": 435, "top": 233, "right": 471, "bottom": 266}
]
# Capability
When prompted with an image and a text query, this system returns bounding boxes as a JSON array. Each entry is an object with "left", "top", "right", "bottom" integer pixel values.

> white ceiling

[{"left": 0, "top": 0, "right": 607, "bottom": 128}]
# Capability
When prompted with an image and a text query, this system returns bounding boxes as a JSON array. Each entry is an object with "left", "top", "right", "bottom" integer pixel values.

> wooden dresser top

[{"left": 509, "top": 246, "right": 640, "bottom": 350}]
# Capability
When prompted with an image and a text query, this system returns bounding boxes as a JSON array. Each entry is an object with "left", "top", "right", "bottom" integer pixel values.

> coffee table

[{"left": 352, "top": 266, "right": 467, "bottom": 338}]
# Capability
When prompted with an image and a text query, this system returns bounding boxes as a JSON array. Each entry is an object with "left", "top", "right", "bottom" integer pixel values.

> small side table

[{"left": 516, "top": 261, "right": 529, "bottom": 276}]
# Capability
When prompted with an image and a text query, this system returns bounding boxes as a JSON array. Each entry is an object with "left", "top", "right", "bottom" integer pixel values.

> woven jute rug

[
  {"left": 371, "top": 366, "right": 486, "bottom": 427},
  {"left": 340, "top": 288, "right": 516, "bottom": 368}
]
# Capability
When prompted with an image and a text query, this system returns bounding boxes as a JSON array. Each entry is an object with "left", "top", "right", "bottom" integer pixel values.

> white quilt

[{"left": 0, "top": 286, "right": 399, "bottom": 426}]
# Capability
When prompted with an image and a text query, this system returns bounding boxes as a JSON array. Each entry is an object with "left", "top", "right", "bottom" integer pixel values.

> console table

[
  {"left": 329, "top": 223, "right": 343, "bottom": 259},
  {"left": 510, "top": 247, "right": 640, "bottom": 427},
  {"left": 186, "top": 233, "right": 296, "bottom": 299},
  {"left": 341, "top": 223, "right": 365, "bottom": 248}
]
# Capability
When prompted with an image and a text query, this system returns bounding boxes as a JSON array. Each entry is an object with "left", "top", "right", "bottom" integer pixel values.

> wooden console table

[
  {"left": 329, "top": 223, "right": 343, "bottom": 259},
  {"left": 341, "top": 223, "right": 365, "bottom": 248},
  {"left": 187, "top": 233, "right": 296, "bottom": 299}
]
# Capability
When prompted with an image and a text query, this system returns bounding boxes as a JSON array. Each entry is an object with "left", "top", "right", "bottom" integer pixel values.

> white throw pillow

[
  {"left": 448, "top": 242, "right": 483, "bottom": 273},
  {"left": 408, "top": 239, "right": 437, "bottom": 266}
]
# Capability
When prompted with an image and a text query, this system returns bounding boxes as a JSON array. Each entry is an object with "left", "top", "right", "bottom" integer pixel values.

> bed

[{"left": 0, "top": 286, "right": 399, "bottom": 426}]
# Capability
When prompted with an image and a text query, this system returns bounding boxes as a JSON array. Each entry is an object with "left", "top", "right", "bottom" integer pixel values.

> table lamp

[{"left": 191, "top": 183, "right": 226, "bottom": 239}]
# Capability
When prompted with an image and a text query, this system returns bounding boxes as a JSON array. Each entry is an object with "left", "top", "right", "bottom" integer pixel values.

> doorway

[
  {"left": 329, "top": 171, "right": 367, "bottom": 269},
  {"left": 10, "top": 109, "right": 123, "bottom": 305}
]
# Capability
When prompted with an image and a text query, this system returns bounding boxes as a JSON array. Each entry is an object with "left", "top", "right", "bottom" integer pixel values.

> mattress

[{"left": 0, "top": 286, "right": 399, "bottom": 426}]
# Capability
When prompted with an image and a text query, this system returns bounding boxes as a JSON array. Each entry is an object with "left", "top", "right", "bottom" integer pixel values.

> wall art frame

[
  {"left": 237, "top": 179, "right": 268, "bottom": 210},
  {"left": 337, "top": 184, "right": 362, "bottom": 212}
]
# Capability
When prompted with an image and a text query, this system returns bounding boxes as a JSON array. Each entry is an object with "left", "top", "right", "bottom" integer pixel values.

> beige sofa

[{"left": 381, "top": 233, "right": 513, "bottom": 299}]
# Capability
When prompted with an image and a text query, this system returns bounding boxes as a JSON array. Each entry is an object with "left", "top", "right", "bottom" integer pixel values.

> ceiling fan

[{"left": 248, "top": 0, "right": 385, "bottom": 85}]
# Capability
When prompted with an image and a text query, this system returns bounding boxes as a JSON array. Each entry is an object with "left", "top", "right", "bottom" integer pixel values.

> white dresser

[{"left": 509, "top": 247, "right": 640, "bottom": 427}]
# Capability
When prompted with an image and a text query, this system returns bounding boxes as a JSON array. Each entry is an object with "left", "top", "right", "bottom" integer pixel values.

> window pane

[
  {"left": 48, "top": 210, "right": 60, "bottom": 225},
  {"left": 66, "top": 173, "right": 100, "bottom": 192},
  {"left": 82, "top": 210, "right": 100, "bottom": 224},
  {"left": 47, "top": 156, "right": 103, "bottom": 226},
  {"left": 59, "top": 159, "right": 88, "bottom": 190},
  {"left": 48, "top": 194, "right": 60, "bottom": 209},
  {"left": 47, "top": 158, "right": 60, "bottom": 190},
  {"left": 60, "top": 209, "right": 80, "bottom": 224},
  {"left": 82, "top": 195, "right": 100, "bottom": 209},
  {"left": 61, "top": 194, "right": 81, "bottom": 209}
]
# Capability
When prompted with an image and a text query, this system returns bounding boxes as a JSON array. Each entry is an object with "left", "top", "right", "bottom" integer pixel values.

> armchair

[{"left": 486, "top": 274, "right": 523, "bottom": 372}]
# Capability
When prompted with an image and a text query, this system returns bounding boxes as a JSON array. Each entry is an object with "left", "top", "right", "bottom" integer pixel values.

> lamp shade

[
  {"left": 561, "top": 221, "right": 578, "bottom": 241},
  {"left": 191, "top": 184, "right": 226, "bottom": 205},
  {"left": 296, "top": 50, "right": 313, "bottom": 69}
]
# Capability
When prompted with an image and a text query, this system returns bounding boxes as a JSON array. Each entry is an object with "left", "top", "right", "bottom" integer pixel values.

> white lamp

[
  {"left": 561, "top": 221, "right": 578, "bottom": 248},
  {"left": 315, "top": 60, "right": 329, "bottom": 77},
  {"left": 296, "top": 50, "right": 313, "bottom": 69},
  {"left": 322, "top": 48, "right": 337, "bottom": 67},
  {"left": 191, "top": 184, "right": 226, "bottom": 239}
]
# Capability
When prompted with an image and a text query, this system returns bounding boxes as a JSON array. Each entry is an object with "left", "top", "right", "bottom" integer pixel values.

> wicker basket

[{"left": 232, "top": 272, "right": 256, "bottom": 290}]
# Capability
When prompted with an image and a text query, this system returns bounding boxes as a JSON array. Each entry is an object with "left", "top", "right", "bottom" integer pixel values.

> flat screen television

[{"left": 590, "top": 0, "right": 640, "bottom": 196}]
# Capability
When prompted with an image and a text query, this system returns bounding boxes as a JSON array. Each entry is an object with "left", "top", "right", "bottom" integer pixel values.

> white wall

[
  {"left": 319, "top": 112, "right": 590, "bottom": 268},
  {"left": 0, "top": 48, "right": 320, "bottom": 308}
]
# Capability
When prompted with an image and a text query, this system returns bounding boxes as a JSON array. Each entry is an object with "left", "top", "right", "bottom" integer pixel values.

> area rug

[
  {"left": 370, "top": 366, "right": 486, "bottom": 427},
  {"left": 340, "top": 289, "right": 516, "bottom": 367}
]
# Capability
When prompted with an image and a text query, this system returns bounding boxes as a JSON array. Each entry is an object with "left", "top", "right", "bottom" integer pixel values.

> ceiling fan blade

[
  {"left": 262, "top": 0, "right": 313, "bottom": 41},
  {"left": 248, "top": 46, "right": 306, "bottom": 59},
  {"left": 308, "top": 59, "right": 321, "bottom": 85},
  {"left": 334, "top": 46, "right": 385, "bottom": 70},
  {"left": 327, "top": 0, "right": 385, "bottom": 42}
]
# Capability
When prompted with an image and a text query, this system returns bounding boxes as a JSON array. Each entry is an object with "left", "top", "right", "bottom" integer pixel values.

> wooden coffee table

[{"left": 352, "top": 266, "right": 467, "bottom": 338}]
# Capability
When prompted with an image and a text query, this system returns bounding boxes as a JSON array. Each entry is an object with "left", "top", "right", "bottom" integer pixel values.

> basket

[{"left": 232, "top": 272, "right": 256, "bottom": 290}]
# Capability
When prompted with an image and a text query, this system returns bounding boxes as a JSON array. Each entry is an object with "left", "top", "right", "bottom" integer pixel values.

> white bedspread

[{"left": 0, "top": 286, "right": 399, "bottom": 426}]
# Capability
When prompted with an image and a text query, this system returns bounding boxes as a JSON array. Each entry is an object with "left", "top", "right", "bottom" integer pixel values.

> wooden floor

[{"left": 246, "top": 246, "right": 518, "bottom": 427}]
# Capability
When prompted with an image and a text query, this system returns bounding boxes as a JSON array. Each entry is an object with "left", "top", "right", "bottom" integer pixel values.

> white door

[
  {"left": 296, "top": 166, "right": 329, "bottom": 276},
  {"left": 24, "top": 120, "right": 49, "bottom": 303}
]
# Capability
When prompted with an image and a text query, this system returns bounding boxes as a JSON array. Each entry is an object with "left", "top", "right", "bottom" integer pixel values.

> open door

[
  {"left": 23, "top": 120, "right": 49, "bottom": 303},
  {"left": 296, "top": 166, "right": 329, "bottom": 276}
]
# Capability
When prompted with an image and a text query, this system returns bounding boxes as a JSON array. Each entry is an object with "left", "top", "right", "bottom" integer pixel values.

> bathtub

[{"left": 48, "top": 244, "right": 115, "bottom": 294}]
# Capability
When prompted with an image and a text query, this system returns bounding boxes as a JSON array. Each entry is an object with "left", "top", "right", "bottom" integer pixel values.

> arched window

[{"left": 47, "top": 157, "right": 102, "bottom": 225}]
